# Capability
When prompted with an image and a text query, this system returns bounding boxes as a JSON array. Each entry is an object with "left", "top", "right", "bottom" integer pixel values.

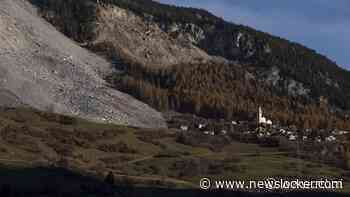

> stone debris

[{"left": 0, "top": 0, "right": 166, "bottom": 128}]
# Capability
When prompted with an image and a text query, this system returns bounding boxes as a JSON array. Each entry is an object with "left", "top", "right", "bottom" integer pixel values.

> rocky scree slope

[
  {"left": 30, "top": 0, "right": 211, "bottom": 68},
  {"left": 93, "top": 4, "right": 210, "bottom": 68},
  {"left": 0, "top": 0, "right": 166, "bottom": 128}
]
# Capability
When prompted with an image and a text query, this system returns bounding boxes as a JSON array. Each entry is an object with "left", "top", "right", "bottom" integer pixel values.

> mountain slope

[
  {"left": 0, "top": 0, "right": 166, "bottom": 128},
  {"left": 110, "top": 0, "right": 350, "bottom": 109},
  {"left": 29, "top": 0, "right": 350, "bottom": 129},
  {"left": 93, "top": 3, "right": 210, "bottom": 68},
  {"left": 30, "top": 0, "right": 212, "bottom": 68}
]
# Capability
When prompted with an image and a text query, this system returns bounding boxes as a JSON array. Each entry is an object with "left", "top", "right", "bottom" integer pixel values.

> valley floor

[{"left": 0, "top": 107, "right": 349, "bottom": 196}]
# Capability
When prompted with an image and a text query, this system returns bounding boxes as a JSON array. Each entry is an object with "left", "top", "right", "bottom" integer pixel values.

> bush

[
  {"left": 98, "top": 142, "right": 137, "bottom": 154},
  {"left": 58, "top": 115, "right": 77, "bottom": 125}
]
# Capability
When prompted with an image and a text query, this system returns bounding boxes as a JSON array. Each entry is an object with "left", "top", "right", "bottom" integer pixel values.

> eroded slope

[
  {"left": 0, "top": 0, "right": 166, "bottom": 128},
  {"left": 93, "top": 4, "right": 210, "bottom": 68}
]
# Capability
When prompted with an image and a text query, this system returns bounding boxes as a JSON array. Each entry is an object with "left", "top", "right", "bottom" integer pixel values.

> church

[{"left": 257, "top": 106, "right": 272, "bottom": 126}]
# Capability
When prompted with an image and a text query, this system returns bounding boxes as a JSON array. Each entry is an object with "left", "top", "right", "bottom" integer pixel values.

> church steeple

[{"left": 258, "top": 106, "right": 263, "bottom": 124}]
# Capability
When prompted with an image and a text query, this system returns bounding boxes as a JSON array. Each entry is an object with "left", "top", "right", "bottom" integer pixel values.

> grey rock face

[
  {"left": 259, "top": 66, "right": 310, "bottom": 97},
  {"left": 94, "top": 5, "right": 210, "bottom": 68},
  {"left": 0, "top": 0, "right": 166, "bottom": 128},
  {"left": 162, "top": 22, "right": 206, "bottom": 45}
]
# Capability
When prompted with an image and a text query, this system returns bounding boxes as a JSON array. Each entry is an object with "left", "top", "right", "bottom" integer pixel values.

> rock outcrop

[{"left": 93, "top": 4, "right": 210, "bottom": 68}]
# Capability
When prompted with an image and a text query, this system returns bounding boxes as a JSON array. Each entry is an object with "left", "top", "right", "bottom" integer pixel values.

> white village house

[{"left": 180, "top": 125, "right": 189, "bottom": 131}]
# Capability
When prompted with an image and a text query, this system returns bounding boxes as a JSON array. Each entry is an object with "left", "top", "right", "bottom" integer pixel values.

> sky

[{"left": 159, "top": 0, "right": 350, "bottom": 70}]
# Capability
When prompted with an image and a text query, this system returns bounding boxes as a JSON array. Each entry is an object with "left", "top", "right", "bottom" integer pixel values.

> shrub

[
  {"left": 98, "top": 142, "right": 137, "bottom": 154},
  {"left": 58, "top": 115, "right": 77, "bottom": 125},
  {"left": 104, "top": 171, "right": 115, "bottom": 185}
]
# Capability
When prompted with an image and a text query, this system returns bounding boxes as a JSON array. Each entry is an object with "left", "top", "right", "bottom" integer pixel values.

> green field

[{"left": 0, "top": 107, "right": 348, "bottom": 193}]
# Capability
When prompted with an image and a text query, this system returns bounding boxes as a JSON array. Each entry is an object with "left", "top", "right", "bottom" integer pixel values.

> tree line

[{"left": 107, "top": 59, "right": 350, "bottom": 130}]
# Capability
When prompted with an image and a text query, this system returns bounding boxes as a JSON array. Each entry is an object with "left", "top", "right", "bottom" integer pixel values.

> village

[
  {"left": 167, "top": 107, "right": 348, "bottom": 143},
  {"left": 164, "top": 106, "right": 350, "bottom": 168}
]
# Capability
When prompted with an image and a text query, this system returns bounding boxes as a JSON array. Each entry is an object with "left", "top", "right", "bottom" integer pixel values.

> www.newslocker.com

[{"left": 199, "top": 177, "right": 344, "bottom": 191}]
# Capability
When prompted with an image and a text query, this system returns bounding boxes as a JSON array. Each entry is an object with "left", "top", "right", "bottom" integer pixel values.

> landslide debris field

[{"left": 0, "top": 0, "right": 165, "bottom": 128}]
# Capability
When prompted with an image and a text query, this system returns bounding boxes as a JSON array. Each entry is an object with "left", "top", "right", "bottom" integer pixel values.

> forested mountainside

[
  {"left": 107, "top": 60, "right": 349, "bottom": 130},
  {"left": 29, "top": 0, "right": 350, "bottom": 129},
  {"left": 109, "top": 0, "right": 350, "bottom": 109},
  {"left": 108, "top": 0, "right": 350, "bottom": 110}
]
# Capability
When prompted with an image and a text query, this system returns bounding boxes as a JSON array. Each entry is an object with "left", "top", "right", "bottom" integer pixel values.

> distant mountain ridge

[{"left": 29, "top": 0, "right": 350, "bottom": 129}]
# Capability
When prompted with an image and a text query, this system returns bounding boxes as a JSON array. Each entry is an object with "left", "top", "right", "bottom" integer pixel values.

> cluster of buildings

[
  {"left": 179, "top": 122, "right": 225, "bottom": 136},
  {"left": 174, "top": 106, "right": 349, "bottom": 144}
]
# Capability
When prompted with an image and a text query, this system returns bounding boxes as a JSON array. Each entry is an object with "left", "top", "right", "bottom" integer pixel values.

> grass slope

[{"left": 0, "top": 107, "right": 348, "bottom": 192}]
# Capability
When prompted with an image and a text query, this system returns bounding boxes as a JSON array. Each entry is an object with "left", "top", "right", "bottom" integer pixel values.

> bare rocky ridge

[
  {"left": 0, "top": 0, "right": 166, "bottom": 128},
  {"left": 94, "top": 4, "right": 210, "bottom": 68}
]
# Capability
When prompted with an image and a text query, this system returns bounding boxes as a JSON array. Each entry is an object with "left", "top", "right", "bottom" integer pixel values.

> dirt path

[
  {"left": 112, "top": 173, "right": 196, "bottom": 188},
  {"left": 124, "top": 155, "right": 155, "bottom": 165}
]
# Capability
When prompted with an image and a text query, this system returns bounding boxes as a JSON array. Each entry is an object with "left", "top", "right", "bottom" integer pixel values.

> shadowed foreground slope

[{"left": 0, "top": 166, "right": 348, "bottom": 197}]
